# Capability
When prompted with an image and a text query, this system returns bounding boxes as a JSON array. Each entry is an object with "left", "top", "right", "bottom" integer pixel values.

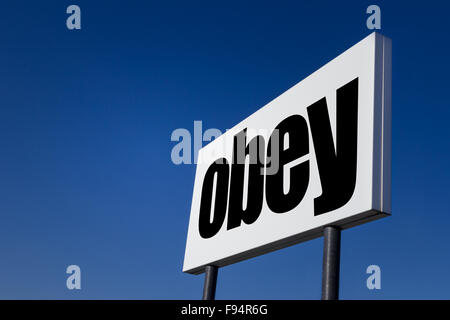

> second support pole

[
  {"left": 321, "top": 226, "right": 341, "bottom": 300},
  {"left": 202, "top": 265, "right": 218, "bottom": 300}
]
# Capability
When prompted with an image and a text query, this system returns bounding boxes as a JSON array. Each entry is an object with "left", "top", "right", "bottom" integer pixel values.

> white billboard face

[{"left": 183, "top": 32, "right": 392, "bottom": 274}]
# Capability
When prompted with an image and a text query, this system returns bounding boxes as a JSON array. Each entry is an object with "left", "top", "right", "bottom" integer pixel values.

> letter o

[{"left": 198, "top": 158, "right": 230, "bottom": 238}]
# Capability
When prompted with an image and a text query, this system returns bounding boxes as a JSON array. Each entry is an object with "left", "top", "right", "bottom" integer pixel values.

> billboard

[{"left": 183, "top": 32, "right": 391, "bottom": 274}]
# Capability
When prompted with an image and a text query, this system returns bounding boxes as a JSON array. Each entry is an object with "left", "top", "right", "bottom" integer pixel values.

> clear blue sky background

[{"left": 0, "top": 1, "right": 449, "bottom": 299}]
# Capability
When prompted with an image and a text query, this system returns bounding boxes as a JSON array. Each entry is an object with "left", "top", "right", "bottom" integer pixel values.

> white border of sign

[{"left": 183, "top": 32, "right": 391, "bottom": 275}]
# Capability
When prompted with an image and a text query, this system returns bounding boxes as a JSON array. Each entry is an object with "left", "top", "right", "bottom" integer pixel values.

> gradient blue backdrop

[{"left": 0, "top": 1, "right": 449, "bottom": 299}]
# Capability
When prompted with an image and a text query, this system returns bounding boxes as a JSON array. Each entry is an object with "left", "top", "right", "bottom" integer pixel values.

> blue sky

[{"left": 0, "top": 1, "right": 449, "bottom": 299}]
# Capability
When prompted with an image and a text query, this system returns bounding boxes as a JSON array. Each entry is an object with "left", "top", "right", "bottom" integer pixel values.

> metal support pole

[
  {"left": 202, "top": 265, "right": 218, "bottom": 300},
  {"left": 321, "top": 226, "right": 341, "bottom": 300}
]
